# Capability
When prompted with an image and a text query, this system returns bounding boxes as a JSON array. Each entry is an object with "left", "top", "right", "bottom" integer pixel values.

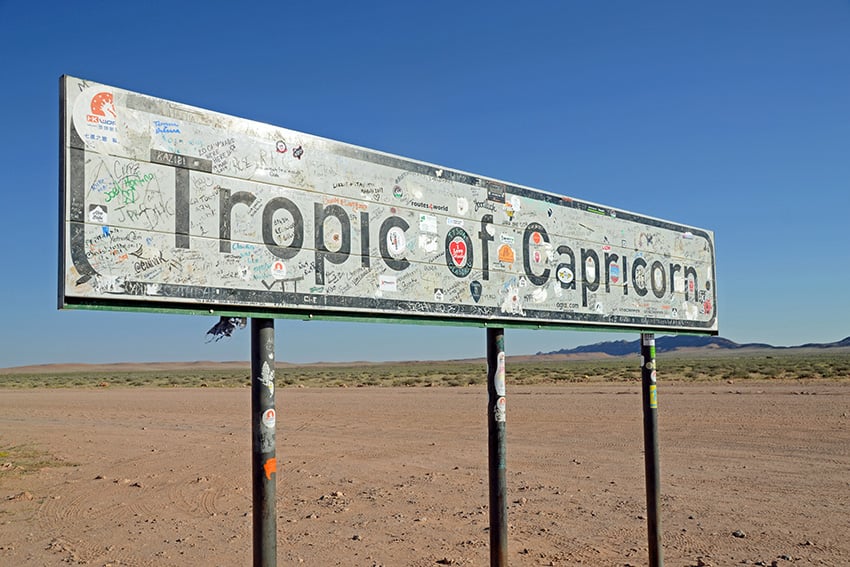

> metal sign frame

[{"left": 60, "top": 76, "right": 717, "bottom": 335}]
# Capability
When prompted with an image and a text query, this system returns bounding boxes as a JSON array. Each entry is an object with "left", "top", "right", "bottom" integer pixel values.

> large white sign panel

[{"left": 60, "top": 76, "right": 717, "bottom": 333}]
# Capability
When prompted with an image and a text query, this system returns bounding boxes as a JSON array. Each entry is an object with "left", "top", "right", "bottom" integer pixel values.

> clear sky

[{"left": 1, "top": 1, "right": 848, "bottom": 366}]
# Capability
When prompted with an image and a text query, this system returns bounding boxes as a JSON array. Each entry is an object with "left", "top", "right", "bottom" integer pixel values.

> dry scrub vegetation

[
  {"left": 0, "top": 445, "right": 67, "bottom": 481},
  {"left": 1, "top": 350, "right": 848, "bottom": 389}
]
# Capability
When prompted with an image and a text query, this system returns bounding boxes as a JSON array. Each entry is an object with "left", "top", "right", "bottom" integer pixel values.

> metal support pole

[
  {"left": 251, "top": 318, "right": 276, "bottom": 567},
  {"left": 486, "top": 327, "right": 507, "bottom": 567},
  {"left": 640, "top": 332, "right": 663, "bottom": 566}
]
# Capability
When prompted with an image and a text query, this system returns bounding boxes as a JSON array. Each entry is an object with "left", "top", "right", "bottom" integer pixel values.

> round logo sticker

[
  {"left": 386, "top": 226, "right": 406, "bottom": 258},
  {"left": 557, "top": 267, "right": 574, "bottom": 285},
  {"left": 445, "top": 227, "right": 473, "bottom": 277},
  {"left": 73, "top": 86, "right": 120, "bottom": 147},
  {"left": 271, "top": 261, "right": 287, "bottom": 280},
  {"left": 262, "top": 409, "right": 276, "bottom": 429}
]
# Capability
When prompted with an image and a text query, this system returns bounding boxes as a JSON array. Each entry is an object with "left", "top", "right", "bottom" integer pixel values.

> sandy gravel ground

[{"left": 1, "top": 382, "right": 848, "bottom": 566}]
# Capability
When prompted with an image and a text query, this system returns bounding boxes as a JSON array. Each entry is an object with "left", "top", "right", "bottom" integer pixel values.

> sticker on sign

[{"left": 60, "top": 76, "right": 717, "bottom": 333}]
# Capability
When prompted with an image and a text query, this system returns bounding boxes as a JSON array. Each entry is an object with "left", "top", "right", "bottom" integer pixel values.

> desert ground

[{"left": 1, "top": 380, "right": 848, "bottom": 566}]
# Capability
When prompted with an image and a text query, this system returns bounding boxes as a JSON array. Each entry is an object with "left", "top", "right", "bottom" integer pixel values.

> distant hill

[
  {"left": 539, "top": 336, "right": 850, "bottom": 357},
  {"left": 2, "top": 337, "right": 848, "bottom": 376}
]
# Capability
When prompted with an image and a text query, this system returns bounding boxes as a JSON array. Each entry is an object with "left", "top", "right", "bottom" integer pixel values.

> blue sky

[{"left": 1, "top": 1, "right": 848, "bottom": 366}]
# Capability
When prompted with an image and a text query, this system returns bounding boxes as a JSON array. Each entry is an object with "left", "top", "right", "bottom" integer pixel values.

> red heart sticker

[{"left": 449, "top": 239, "right": 467, "bottom": 267}]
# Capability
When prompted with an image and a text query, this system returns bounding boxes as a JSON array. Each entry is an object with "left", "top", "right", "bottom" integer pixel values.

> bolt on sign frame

[{"left": 61, "top": 75, "right": 717, "bottom": 566}]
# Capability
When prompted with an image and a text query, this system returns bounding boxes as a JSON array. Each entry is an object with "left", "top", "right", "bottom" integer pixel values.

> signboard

[{"left": 60, "top": 76, "right": 717, "bottom": 333}]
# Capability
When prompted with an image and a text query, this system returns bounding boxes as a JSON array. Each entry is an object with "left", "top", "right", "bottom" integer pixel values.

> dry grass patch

[{"left": 0, "top": 444, "right": 68, "bottom": 480}]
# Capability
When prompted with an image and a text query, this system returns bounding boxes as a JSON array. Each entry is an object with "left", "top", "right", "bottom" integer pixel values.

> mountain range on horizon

[{"left": 539, "top": 335, "right": 850, "bottom": 357}]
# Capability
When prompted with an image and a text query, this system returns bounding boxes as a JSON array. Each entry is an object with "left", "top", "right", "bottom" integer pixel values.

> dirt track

[{"left": 1, "top": 382, "right": 848, "bottom": 566}]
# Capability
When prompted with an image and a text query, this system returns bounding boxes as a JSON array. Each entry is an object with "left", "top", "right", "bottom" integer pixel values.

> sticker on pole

[
  {"left": 262, "top": 408, "right": 276, "bottom": 428},
  {"left": 494, "top": 397, "right": 506, "bottom": 422},
  {"left": 649, "top": 385, "right": 657, "bottom": 409},
  {"left": 495, "top": 352, "right": 506, "bottom": 396}
]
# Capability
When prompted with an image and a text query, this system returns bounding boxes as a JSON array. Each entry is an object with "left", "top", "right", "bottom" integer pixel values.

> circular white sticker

[
  {"left": 557, "top": 267, "right": 574, "bottom": 285},
  {"left": 271, "top": 261, "right": 287, "bottom": 280},
  {"left": 386, "top": 226, "right": 406, "bottom": 258},
  {"left": 262, "top": 409, "right": 276, "bottom": 428}
]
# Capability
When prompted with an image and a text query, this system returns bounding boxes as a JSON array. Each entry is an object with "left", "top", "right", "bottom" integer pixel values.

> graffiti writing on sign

[{"left": 61, "top": 76, "right": 717, "bottom": 334}]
